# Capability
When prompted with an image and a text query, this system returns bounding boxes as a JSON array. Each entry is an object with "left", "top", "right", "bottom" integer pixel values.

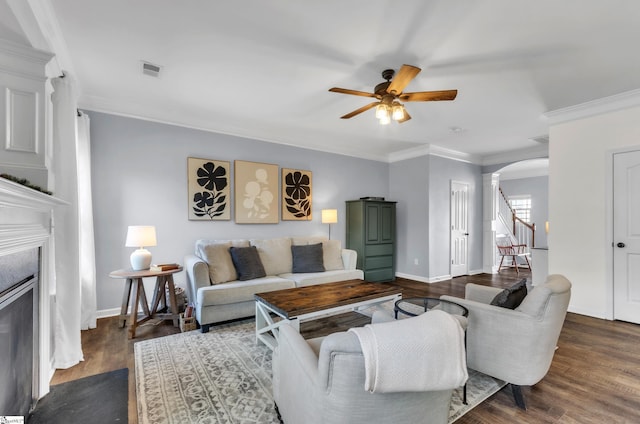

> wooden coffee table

[{"left": 254, "top": 279, "right": 401, "bottom": 350}]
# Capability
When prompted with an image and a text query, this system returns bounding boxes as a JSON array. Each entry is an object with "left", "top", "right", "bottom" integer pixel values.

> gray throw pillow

[
  {"left": 229, "top": 246, "right": 266, "bottom": 281},
  {"left": 291, "top": 243, "right": 325, "bottom": 273},
  {"left": 490, "top": 278, "right": 528, "bottom": 309}
]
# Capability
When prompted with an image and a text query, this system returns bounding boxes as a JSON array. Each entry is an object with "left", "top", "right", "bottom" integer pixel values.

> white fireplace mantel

[{"left": 0, "top": 177, "right": 67, "bottom": 397}]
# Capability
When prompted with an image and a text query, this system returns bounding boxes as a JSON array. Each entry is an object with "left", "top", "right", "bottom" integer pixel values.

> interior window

[{"left": 509, "top": 195, "right": 532, "bottom": 223}]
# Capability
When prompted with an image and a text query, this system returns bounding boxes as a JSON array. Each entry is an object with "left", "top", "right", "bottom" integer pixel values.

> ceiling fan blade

[
  {"left": 387, "top": 64, "right": 421, "bottom": 95},
  {"left": 329, "top": 87, "right": 378, "bottom": 98},
  {"left": 340, "top": 102, "right": 379, "bottom": 119},
  {"left": 398, "top": 110, "right": 412, "bottom": 123},
  {"left": 399, "top": 90, "right": 458, "bottom": 102}
]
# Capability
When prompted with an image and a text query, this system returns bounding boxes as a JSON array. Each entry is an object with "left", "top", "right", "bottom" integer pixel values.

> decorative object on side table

[
  {"left": 282, "top": 168, "right": 312, "bottom": 220},
  {"left": 125, "top": 225, "right": 157, "bottom": 270}
]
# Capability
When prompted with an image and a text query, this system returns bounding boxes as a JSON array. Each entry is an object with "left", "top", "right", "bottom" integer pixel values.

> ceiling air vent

[
  {"left": 142, "top": 61, "right": 161, "bottom": 77},
  {"left": 529, "top": 135, "right": 549, "bottom": 144}
]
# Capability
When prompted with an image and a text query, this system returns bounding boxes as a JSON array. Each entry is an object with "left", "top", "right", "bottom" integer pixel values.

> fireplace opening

[{"left": 0, "top": 248, "right": 40, "bottom": 417}]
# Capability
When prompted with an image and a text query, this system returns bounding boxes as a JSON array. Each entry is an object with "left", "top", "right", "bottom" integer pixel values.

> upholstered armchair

[
  {"left": 441, "top": 274, "right": 572, "bottom": 409},
  {"left": 272, "top": 311, "right": 467, "bottom": 424}
]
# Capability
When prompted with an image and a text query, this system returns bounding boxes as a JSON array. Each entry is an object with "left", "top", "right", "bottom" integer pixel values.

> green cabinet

[{"left": 346, "top": 200, "right": 396, "bottom": 282}]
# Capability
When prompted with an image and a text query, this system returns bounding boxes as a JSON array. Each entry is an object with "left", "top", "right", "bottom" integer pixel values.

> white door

[
  {"left": 451, "top": 181, "right": 469, "bottom": 277},
  {"left": 613, "top": 150, "right": 640, "bottom": 324}
]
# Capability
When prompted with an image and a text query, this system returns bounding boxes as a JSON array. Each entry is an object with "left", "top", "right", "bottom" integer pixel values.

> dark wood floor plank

[{"left": 49, "top": 269, "right": 640, "bottom": 424}]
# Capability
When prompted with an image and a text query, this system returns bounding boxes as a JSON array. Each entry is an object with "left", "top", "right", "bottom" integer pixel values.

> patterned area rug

[{"left": 135, "top": 319, "right": 505, "bottom": 424}]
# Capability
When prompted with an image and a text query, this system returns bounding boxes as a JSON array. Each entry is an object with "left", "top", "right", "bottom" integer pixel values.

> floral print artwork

[
  {"left": 234, "top": 161, "right": 279, "bottom": 223},
  {"left": 282, "top": 168, "right": 312, "bottom": 220},
  {"left": 187, "top": 158, "right": 230, "bottom": 220}
]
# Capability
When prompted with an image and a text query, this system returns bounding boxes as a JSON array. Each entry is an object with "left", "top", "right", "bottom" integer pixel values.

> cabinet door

[
  {"left": 365, "top": 203, "right": 380, "bottom": 243},
  {"left": 380, "top": 203, "right": 395, "bottom": 243}
]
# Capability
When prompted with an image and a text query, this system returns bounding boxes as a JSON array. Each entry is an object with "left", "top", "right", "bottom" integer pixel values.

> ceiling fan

[{"left": 329, "top": 64, "right": 457, "bottom": 124}]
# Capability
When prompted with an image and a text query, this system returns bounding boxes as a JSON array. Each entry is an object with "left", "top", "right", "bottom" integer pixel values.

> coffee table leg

[{"left": 255, "top": 302, "right": 284, "bottom": 350}]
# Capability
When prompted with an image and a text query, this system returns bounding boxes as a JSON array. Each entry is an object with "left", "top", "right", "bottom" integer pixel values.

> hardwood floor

[{"left": 50, "top": 269, "right": 640, "bottom": 423}]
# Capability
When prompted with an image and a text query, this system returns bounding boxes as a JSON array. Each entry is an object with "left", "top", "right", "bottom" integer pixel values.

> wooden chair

[{"left": 496, "top": 235, "right": 531, "bottom": 274}]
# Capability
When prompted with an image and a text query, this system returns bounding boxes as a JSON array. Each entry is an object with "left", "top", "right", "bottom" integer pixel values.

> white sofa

[{"left": 185, "top": 236, "right": 364, "bottom": 332}]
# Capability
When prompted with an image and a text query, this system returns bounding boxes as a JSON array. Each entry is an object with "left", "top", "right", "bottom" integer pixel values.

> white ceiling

[{"left": 6, "top": 0, "right": 640, "bottom": 162}]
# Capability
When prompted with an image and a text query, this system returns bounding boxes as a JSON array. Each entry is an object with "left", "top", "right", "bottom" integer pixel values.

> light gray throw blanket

[{"left": 348, "top": 309, "right": 468, "bottom": 393}]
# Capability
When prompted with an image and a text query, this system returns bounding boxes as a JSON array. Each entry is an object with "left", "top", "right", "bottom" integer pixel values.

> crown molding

[
  {"left": 387, "top": 144, "right": 481, "bottom": 164},
  {"left": 481, "top": 144, "right": 549, "bottom": 166},
  {"left": 543, "top": 88, "right": 640, "bottom": 125},
  {"left": 8, "top": 0, "right": 75, "bottom": 78},
  {"left": 79, "top": 95, "right": 392, "bottom": 163}
]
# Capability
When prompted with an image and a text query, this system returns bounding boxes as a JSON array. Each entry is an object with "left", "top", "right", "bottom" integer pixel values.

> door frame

[{"left": 606, "top": 146, "right": 640, "bottom": 321}]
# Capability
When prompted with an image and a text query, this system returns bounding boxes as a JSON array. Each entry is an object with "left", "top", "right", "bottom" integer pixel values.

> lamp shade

[
  {"left": 125, "top": 226, "right": 157, "bottom": 271},
  {"left": 125, "top": 225, "right": 157, "bottom": 248},
  {"left": 321, "top": 209, "right": 338, "bottom": 224}
]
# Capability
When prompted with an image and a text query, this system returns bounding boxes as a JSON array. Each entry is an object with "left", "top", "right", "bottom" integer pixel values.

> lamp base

[{"left": 130, "top": 248, "right": 152, "bottom": 271}]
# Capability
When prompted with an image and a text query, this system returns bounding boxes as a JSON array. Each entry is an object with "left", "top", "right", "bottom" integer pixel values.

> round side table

[
  {"left": 394, "top": 297, "right": 468, "bottom": 319},
  {"left": 109, "top": 266, "right": 183, "bottom": 339}
]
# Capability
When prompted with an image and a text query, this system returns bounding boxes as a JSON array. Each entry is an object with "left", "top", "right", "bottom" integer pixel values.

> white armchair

[
  {"left": 441, "top": 274, "right": 571, "bottom": 409},
  {"left": 272, "top": 311, "right": 467, "bottom": 424}
]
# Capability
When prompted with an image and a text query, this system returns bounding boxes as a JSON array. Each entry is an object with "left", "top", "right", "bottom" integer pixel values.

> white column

[{"left": 483, "top": 173, "right": 500, "bottom": 273}]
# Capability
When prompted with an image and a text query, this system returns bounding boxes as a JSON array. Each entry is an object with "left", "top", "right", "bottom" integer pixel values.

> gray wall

[
  {"left": 89, "top": 111, "right": 389, "bottom": 312},
  {"left": 389, "top": 156, "right": 429, "bottom": 277},
  {"left": 500, "top": 176, "right": 549, "bottom": 248},
  {"left": 428, "top": 156, "right": 483, "bottom": 278},
  {"left": 389, "top": 154, "right": 483, "bottom": 280}
]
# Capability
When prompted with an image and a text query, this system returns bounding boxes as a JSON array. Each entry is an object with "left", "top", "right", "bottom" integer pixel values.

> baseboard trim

[
  {"left": 395, "top": 272, "right": 452, "bottom": 284},
  {"left": 97, "top": 307, "right": 121, "bottom": 319}
]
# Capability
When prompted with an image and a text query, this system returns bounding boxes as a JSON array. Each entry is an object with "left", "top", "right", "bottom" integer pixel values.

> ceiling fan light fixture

[
  {"left": 379, "top": 114, "right": 391, "bottom": 125},
  {"left": 375, "top": 104, "right": 390, "bottom": 120},
  {"left": 392, "top": 103, "right": 404, "bottom": 121}
]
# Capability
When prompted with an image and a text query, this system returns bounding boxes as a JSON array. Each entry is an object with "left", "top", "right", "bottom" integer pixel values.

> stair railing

[{"left": 498, "top": 187, "right": 536, "bottom": 249}]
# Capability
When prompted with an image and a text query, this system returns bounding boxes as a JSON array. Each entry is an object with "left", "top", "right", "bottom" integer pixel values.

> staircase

[{"left": 497, "top": 187, "right": 535, "bottom": 266}]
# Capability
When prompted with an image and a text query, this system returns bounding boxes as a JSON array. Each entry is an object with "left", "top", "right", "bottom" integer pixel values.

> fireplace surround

[{"left": 0, "top": 177, "right": 66, "bottom": 412}]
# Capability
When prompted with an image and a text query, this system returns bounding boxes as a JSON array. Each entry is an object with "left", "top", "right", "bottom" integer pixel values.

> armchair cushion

[
  {"left": 291, "top": 243, "right": 325, "bottom": 273},
  {"left": 229, "top": 246, "right": 266, "bottom": 281},
  {"left": 490, "top": 278, "right": 528, "bottom": 309}
]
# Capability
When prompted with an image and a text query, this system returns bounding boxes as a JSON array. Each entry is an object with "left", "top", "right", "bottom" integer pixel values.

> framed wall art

[
  {"left": 234, "top": 160, "right": 279, "bottom": 224},
  {"left": 187, "top": 157, "right": 230, "bottom": 220},
  {"left": 282, "top": 168, "right": 312, "bottom": 221}
]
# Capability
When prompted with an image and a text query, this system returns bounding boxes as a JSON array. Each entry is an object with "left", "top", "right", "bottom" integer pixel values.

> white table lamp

[
  {"left": 125, "top": 225, "right": 157, "bottom": 270},
  {"left": 321, "top": 209, "right": 338, "bottom": 239}
]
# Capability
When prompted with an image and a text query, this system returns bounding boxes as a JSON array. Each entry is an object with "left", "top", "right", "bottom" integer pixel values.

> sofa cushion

[
  {"left": 280, "top": 269, "right": 364, "bottom": 287},
  {"left": 322, "top": 240, "right": 344, "bottom": 271},
  {"left": 292, "top": 243, "right": 325, "bottom": 273},
  {"left": 291, "top": 237, "right": 344, "bottom": 271},
  {"left": 202, "top": 242, "right": 236, "bottom": 284},
  {"left": 291, "top": 236, "right": 327, "bottom": 246},
  {"left": 250, "top": 237, "right": 292, "bottom": 275},
  {"left": 230, "top": 246, "right": 266, "bottom": 281},
  {"left": 490, "top": 278, "right": 528, "bottom": 309},
  {"left": 198, "top": 276, "right": 295, "bottom": 305},
  {"left": 196, "top": 238, "right": 249, "bottom": 260}
]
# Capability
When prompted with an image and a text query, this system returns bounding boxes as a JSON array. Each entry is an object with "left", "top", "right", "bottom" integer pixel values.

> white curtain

[
  {"left": 51, "top": 74, "right": 97, "bottom": 368},
  {"left": 77, "top": 112, "right": 97, "bottom": 330}
]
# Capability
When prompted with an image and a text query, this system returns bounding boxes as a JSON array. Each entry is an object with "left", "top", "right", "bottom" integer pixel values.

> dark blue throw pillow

[
  {"left": 490, "top": 278, "right": 528, "bottom": 309},
  {"left": 291, "top": 243, "right": 325, "bottom": 273},
  {"left": 229, "top": 246, "right": 266, "bottom": 281}
]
